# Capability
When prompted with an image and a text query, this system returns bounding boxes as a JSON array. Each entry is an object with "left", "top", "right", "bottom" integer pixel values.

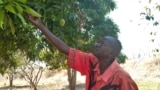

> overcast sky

[{"left": 109, "top": 0, "right": 160, "bottom": 59}]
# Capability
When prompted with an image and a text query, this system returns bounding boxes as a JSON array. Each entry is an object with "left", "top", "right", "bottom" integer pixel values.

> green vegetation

[
  {"left": 0, "top": 0, "right": 124, "bottom": 89},
  {"left": 0, "top": 0, "right": 122, "bottom": 74},
  {"left": 137, "top": 80, "right": 160, "bottom": 90}
]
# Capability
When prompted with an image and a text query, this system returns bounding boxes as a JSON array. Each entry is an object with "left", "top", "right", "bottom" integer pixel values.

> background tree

[
  {"left": 0, "top": 0, "right": 126, "bottom": 89},
  {"left": 19, "top": 60, "right": 44, "bottom": 90},
  {"left": 6, "top": 51, "right": 24, "bottom": 87},
  {"left": 140, "top": 0, "right": 160, "bottom": 57},
  {"left": 0, "top": 0, "right": 42, "bottom": 74}
]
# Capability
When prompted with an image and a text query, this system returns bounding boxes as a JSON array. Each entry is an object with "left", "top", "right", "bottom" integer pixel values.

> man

[{"left": 25, "top": 14, "right": 138, "bottom": 90}]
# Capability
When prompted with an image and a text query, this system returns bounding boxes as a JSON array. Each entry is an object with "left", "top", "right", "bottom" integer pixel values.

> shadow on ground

[
  {"left": 0, "top": 85, "right": 30, "bottom": 90},
  {"left": 60, "top": 83, "right": 85, "bottom": 90},
  {"left": 0, "top": 83, "right": 85, "bottom": 90}
]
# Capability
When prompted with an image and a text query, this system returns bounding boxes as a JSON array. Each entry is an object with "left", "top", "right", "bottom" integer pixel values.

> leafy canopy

[{"left": 0, "top": 0, "right": 125, "bottom": 74}]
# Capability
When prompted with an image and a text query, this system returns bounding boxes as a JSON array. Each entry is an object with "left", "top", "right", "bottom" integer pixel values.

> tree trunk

[
  {"left": 67, "top": 68, "right": 77, "bottom": 90},
  {"left": 33, "top": 85, "right": 37, "bottom": 90},
  {"left": 9, "top": 74, "right": 13, "bottom": 87},
  {"left": 30, "top": 84, "right": 37, "bottom": 90}
]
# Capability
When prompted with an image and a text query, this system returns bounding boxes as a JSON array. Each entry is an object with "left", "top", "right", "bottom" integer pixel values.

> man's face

[{"left": 93, "top": 38, "right": 113, "bottom": 58}]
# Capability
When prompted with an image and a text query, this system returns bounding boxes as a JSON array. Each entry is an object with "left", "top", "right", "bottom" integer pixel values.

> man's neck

[{"left": 99, "top": 58, "right": 114, "bottom": 74}]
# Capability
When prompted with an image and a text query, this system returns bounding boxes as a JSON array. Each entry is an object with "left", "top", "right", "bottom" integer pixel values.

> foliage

[
  {"left": 19, "top": 60, "right": 44, "bottom": 90},
  {"left": 0, "top": 0, "right": 41, "bottom": 34},
  {"left": 0, "top": 0, "right": 42, "bottom": 74},
  {"left": 117, "top": 53, "right": 127, "bottom": 64},
  {"left": 0, "top": 0, "right": 124, "bottom": 90},
  {"left": 0, "top": 0, "right": 124, "bottom": 72},
  {"left": 140, "top": 0, "right": 160, "bottom": 25},
  {"left": 139, "top": 0, "right": 160, "bottom": 57}
]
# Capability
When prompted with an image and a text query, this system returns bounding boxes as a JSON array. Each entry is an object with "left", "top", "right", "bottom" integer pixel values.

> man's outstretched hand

[{"left": 24, "top": 13, "right": 41, "bottom": 27}]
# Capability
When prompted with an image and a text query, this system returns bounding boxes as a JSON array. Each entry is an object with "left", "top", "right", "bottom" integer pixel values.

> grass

[
  {"left": 137, "top": 80, "right": 160, "bottom": 90},
  {"left": 1, "top": 80, "right": 160, "bottom": 90},
  {"left": 1, "top": 58, "right": 160, "bottom": 90}
]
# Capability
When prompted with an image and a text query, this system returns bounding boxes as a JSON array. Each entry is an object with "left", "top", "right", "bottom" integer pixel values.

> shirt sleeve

[
  {"left": 119, "top": 74, "right": 138, "bottom": 90},
  {"left": 67, "top": 48, "right": 97, "bottom": 75}
]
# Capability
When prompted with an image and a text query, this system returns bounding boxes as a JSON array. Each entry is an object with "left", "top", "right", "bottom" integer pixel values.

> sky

[{"left": 109, "top": 0, "right": 160, "bottom": 59}]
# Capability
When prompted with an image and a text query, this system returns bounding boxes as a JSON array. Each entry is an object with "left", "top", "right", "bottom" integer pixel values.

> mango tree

[{"left": 0, "top": 0, "right": 125, "bottom": 89}]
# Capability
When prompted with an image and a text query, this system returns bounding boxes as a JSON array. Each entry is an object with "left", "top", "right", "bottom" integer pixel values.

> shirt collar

[{"left": 93, "top": 60, "right": 120, "bottom": 82}]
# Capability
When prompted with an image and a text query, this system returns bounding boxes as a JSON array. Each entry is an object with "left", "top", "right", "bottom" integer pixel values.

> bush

[{"left": 117, "top": 53, "right": 127, "bottom": 64}]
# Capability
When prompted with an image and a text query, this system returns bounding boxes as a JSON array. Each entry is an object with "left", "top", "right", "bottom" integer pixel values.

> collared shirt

[{"left": 68, "top": 48, "right": 138, "bottom": 90}]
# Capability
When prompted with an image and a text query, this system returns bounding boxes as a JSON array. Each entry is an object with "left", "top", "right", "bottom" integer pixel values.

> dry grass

[{"left": 1, "top": 57, "right": 160, "bottom": 90}]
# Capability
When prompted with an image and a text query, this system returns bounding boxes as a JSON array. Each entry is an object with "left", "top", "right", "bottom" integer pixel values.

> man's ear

[
  {"left": 109, "top": 51, "right": 116, "bottom": 58},
  {"left": 108, "top": 52, "right": 113, "bottom": 58}
]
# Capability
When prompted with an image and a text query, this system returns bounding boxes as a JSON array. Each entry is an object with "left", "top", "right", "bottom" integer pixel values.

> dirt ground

[{"left": 0, "top": 58, "right": 160, "bottom": 90}]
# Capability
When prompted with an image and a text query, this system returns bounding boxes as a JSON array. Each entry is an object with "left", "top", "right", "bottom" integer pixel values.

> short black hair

[{"left": 104, "top": 36, "right": 122, "bottom": 57}]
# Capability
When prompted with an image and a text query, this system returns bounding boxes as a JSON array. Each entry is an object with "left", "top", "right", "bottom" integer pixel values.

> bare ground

[{"left": 0, "top": 58, "right": 160, "bottom": 90}]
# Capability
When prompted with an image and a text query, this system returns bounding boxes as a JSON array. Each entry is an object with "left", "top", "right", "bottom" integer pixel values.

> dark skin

[
  {"left": 94, "top": 37, "right": 121, "bottom": 74},
  {"left": 25, "top": 15, "right": 121, "bottom": 74}
]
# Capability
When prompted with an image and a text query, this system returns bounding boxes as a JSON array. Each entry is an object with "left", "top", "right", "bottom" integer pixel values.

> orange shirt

[{"left": 68, "top": 48, "right": 138, "bottom": 90}]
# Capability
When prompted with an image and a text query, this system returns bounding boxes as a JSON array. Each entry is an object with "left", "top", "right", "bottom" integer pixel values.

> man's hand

[{"left": 24, "top": 13, "right": 41, "bottom": 27}]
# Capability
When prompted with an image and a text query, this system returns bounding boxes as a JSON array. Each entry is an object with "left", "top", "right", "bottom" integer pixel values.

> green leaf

[
  {"left": 5, "top": 4, "right": 16, "bottom": 14},
  {"left": 8, "top": 16, "right": 15, "bottom": 35},
  {"left": 156, "top": 5, "right": 160, "bottom": 11},
  {"left": 16, "top": 0, "right": 27, "bottom": 4},
  {"left": 24, "top": 6, "right": 42, "bottom": 17},
  {"left": 53, "top": 5, "right": 61, "bottom": 9},
  {"left": 0, "top": 0, "right": 3, "bottom": 4},
  {"left": 15, "top": 2, "right": 23, "bottom": 14},
  {"left": 17, "top": 14, "right": 26, "bottom": 24},
  {"left": 3, "top": 14, "right": 8, "bottom": 29},
  {"left": 0, "top": 8, "right": 4, "bottom": 28}
]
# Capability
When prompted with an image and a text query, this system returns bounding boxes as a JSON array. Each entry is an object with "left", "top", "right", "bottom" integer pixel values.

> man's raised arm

[{"left": 25, "top": 14, "right": 69, "bottom": 55}]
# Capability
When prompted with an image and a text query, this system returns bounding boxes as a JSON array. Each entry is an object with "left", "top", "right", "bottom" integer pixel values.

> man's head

[{"left": 93, "top": 36, "right": 122, "bottom": 60}]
